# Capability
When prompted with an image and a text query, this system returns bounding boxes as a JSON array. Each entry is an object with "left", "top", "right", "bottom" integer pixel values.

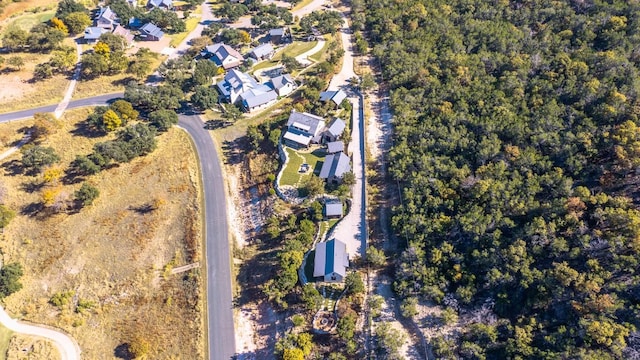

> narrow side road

[
  {"left": 54, "top": 42, "right": 83, "bottom": 119},
  {"left": 0, "top": 305, "right": 80, "bottom": 360}
]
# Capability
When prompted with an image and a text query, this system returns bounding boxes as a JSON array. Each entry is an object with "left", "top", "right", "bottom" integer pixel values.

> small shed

[{"left": 324, "top": 201, "right": 343, "bottom": 219}]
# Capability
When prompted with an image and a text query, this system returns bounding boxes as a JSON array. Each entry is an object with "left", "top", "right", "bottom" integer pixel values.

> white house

[
  {"left": 202, "top": 43, "right": 243, "bottom": 70},
  {"left": 282, "top": 111, "right": 326, "bottom": 148},
  {"left": 267, "top": 74, "right": 296, "bottom": 97},
  {"left": 95, "top": 6, "right": 118, "bottom": 31},
  {"left": 314, "top": 239, "right": 349, "bottom": 282},
  {"left": 217, "top": 69, "right": 278, "bottom": 112}
]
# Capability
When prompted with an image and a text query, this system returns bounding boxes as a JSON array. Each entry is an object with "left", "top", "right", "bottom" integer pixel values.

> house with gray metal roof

[
  {"left": 147, "top": 0, "right": 173, "bottom": 9},
  {"left": 83, "top": 27, "right": 108, "bottom": 43},
  {"left": 324, "top": 201, "right": 343, "bottom": 219},
  {"left": 267, "top": 74, "right": 296, "bottom": 96},
  {"left": 326, "top": 141, "right": 344, "bottom": 154},
  {"left": 248, "top": 43, "right": 275, "bottom": 62},
  {"left": 96, "top": 6, "right": 118, "bottom": 31},
  {"left": 269, "top": 27, "right": 288, "bottom": 44},
  {"left": 112, "top": 25, "right": 134, "bottom": 46},
  {"left": 202, "top": 43, "right": 243, "bottom": 70},
  {"left": 319, "top": 89, "right": 347, "bottom": 108},
  {"left": 319, "top": 151, "right": 351, "bottom": 184},
  {"left": 217, "top": 70, "right": 278, "bottom": 112},
  {"left": 283, "top": 111, "right": 326, "bottom": 148},
  {"left": 323, "top": 118, "right": 346, "bottom": 142},
  {"left": 140, "top": 22, "right": 164, "bottom": 41},
  {"left": 314, "top": 239, "right": 349, "bottom": 282}
]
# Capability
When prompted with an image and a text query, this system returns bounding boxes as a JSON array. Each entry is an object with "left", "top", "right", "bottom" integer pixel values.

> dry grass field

[{"left": 0, "top": 108, "right": 204, "bottom": 359}]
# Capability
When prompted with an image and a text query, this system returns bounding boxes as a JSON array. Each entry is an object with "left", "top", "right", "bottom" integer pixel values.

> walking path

[
  {"left": 0, "top": 305, "right": 80, "bottom": 360},
  {"left": 54, "top": 42, "right": 83, "bottom": 119}
]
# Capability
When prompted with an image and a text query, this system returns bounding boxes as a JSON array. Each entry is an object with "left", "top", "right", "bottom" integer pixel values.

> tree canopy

[{"left": 365, "top": 0, "right": 640, "bottom": 358}]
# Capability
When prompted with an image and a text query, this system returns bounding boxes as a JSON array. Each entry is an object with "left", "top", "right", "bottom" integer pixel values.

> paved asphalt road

[
  {"left": 0, "top": 95, "right": 236, "bottom": 359},
  {"left": 178, "top": 115, "right": 235, "bottom": 360}
]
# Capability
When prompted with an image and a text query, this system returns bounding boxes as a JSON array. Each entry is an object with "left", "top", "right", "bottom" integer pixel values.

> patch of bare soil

[{"left": 0, "top": 110, "right": 204, "bottom": 359}]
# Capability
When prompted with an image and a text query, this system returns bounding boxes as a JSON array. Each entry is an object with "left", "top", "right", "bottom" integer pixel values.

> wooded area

[{"left": 365, "top": 0, "right": 640, "bottom": 358}]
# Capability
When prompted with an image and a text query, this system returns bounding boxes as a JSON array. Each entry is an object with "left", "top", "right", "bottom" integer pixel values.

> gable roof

[
  {"left": 326, "top": 141, "right": 344, "bottom": 154},
  {"left": 84, "top": 26, "right": 108, "bottom": 40},
  {"left": 112, "top": 25, "right": 134, "bottom": 44},
  {"left": 319, "top": 151, "right": 350, "bottom": 179},
  {"left": 320, "top": 89, "right": 347, "bottom": 105},
  {"left": 268, "top": 74, "right": 294, "bottom": 90},
  {"left": 249, "top": 43, "right": 274, "bottom": 59},
  {"left": 140, "top": 22, "right": 164, "bottom": 38},
  {"left": 287, "top": 111, "right": 325, "bottom": 137},
  {"left": 313, "top": 239, "right": 348, "bottom": 278},
  {"left": 242, "top": 90, "right": 277, "bottom": 109},
  {"left": 325, "top": 201, "right": 343, "bottom": 217},
  {"left": 97, "top": 6, "right": 117, "bottom": 21},
  {"left": 204, "top": 43, "right": 243, "bottom": 68},
  {"left": 217, "top": 69, "right": 261, "bottom": 104},
  {"left": 147, "top": 0, "right": 172, "bottom": 7},
  {"left": 269, "top": 28, "right": 285, "bottom": 37},
  {"left": 326, "top": 118, "right": 346, "bottom": 137}
]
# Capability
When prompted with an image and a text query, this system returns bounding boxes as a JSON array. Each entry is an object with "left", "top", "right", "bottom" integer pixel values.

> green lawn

[
  {"left": 5, "top": 10, "right": 55, "bottom": 32},
  {"left": 309, "top": 34, "right": 333, "bottom": 62},
  {"left": 168, "top": 7, "right": 202, "bottom": 47},
  {"left": 0, "top": 323, "right": 13, "bottom": 358},
  {"left": 280, "top": 147, "right": 324, "bottom": 187},
  {"left": 252, "top": 41, "right": 319, "bottom": 73}
]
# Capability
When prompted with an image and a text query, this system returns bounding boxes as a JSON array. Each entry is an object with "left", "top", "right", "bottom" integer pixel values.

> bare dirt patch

[
  {"left": 0, "top": 108, "right": 204, "bottom": 359},
  {"left": 0, "top": 53, "right": 68, "bottom": 113}
]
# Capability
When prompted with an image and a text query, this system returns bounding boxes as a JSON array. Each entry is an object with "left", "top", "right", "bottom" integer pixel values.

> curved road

[
  {"left": 0, "top": 97, "right": 235, "bottom": 359},
  {"left": 0, "top": 305, "right": 80, "bottom": 360}
]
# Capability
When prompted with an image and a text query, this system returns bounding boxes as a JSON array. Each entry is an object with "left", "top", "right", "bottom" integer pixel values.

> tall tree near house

[{"left": 62, "top": 12, "right": 91, "bottom": 34}]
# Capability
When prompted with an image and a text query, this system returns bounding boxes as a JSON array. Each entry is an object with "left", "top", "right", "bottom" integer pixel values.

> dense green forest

[{"left": 365, "top": 0, "right": 640, "bottom": 358}]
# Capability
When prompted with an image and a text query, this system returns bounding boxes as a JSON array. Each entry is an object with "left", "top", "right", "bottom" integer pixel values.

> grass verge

[{"left": 0, "top": 323, "right": 13, "bottom": 358}]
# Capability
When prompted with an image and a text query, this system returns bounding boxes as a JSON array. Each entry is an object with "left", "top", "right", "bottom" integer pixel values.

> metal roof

[
  {"left": 319, "top": 89, "right": 347, "bottom": 105},
  {"left": 319, "top": 151, "right": 350, "bottom": 179},
  {"left": 327, "top": 118, "right": 346, "bottom": 137},
  {"left": 326, "top": 141, "right": 344, "bottom": 154},
  {"left": 249, "top": 43, "right": 274, "bottom": 58},
  {"left": 140, "top": 23, "right": 164, "bottom": 38},
  {"left": 287, "top": 111, "right": 325, "bottom": 137},
  {"left": 242, "top": 90, "right": 277, "bottom": 109},
  {"left": 283, "top": 130, "right": 312, "bottom": 146},
  {"left": 268, "top": 74, "right": 294, "bottom": 90},
  {"left": 325, "top": 202, "right": 343, "bottom": 217},
  {"left": 313, "top": 239, "right": 348, "bottom": 278}
]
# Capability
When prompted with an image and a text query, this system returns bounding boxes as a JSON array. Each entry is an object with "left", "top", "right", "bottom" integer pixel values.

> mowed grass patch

[
  {"left": 279, "top": 146, "right": 323, "bottom": 187},
  {"left": 309, "top": 34, "right": 332, "bottom": 62},
  {"left": 0, "top": 52, "right": 68, "bottom": 113},
  {"left": 5, "top": 10, "right": 54, "bottom": 31},
  {"left": 252, "top": 40, "right": 318, "bottom": 73},
  {"left": 168, "top": 9, "right": 202, "bottom": 47},
  {"left": 0, "top": 108, "right": 204, "bottom": 359}
]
